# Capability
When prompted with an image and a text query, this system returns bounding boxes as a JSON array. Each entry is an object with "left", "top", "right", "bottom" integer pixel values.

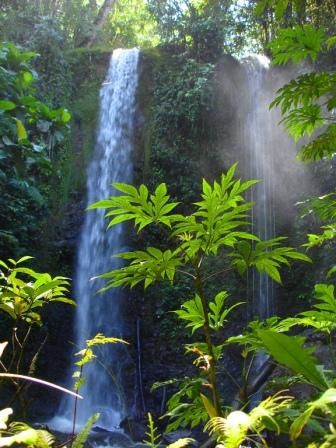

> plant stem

[
  {"left": 194, "top": 268, "right": 222, "bottom": 416},
  {"left": 328, "top": 332, "right": 336, "bottom": 369}
]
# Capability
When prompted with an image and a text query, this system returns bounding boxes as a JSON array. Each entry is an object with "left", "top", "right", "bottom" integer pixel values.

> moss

[
  {"left": 136, "top": 50, "right": 161, "bottom": 182},
  {"left": 66, "top": 50, "right": 110, "bottom": 192}
]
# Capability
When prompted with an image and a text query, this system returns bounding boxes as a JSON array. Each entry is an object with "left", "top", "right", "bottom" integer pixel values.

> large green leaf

[
  {"left": 290, "top": 388, "right": 336, "bottom": 440},
  {"left": 257, "top": 330, "right": 328, "bottom": 390},
  {"left": 0, "top": 100, "right": 16, "bottom": 111},
  {"left": 14, "top": 118, "right": 27, "bottom": 141}
]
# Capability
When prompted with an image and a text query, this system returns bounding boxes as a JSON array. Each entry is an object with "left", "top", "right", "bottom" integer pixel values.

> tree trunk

[{"left": 80, "top": 0, "right": 117, "bottom": 47}]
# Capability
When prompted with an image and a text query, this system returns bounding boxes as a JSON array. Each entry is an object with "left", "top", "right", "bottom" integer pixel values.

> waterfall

[
  {"left": 52, "top": 48, "right": 139, "bottom": 431},
  {"left": 214, "top": 55, "right": 303, "bottom": 319},
  {"left": 242, "top": 56, "right": 276, "bottom": 319}
]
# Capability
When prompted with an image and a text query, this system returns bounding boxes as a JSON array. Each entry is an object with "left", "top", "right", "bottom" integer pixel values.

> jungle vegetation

[{"left": 0, "top": 0, "right": 336, "bottom": 447}]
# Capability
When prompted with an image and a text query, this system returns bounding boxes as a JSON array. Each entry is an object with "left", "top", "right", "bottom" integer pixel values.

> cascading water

[
  {"left": 52, "top": 48, "right": 139, "bottom": 431},
  {"left": 242, "top": 56, "right": 276, "bottom": 319}
]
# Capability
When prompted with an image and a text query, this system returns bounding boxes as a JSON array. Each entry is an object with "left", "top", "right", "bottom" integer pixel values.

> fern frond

[
  {"left": 72, "top": 413, "right": 100, "bottom": 448},
  {"left": 168, "top": 438, "right": 195, "bottom": 448}
]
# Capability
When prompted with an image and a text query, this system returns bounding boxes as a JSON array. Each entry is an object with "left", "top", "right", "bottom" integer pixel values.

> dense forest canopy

[{"left": 1, "top": 0, "right": 336, "bottom": 447}]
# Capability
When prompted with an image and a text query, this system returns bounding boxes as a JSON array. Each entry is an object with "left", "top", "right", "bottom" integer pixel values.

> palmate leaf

[
  {"left": 230, "top": 237, "right": 311, "bottom": 283},
  {"left": 98, "top": 248, "right": 182, "bottom": 290},
  {"left": 88, "top": 182, "right": 179, "bottom": 231},
  {"left": 175, "top": 291, "right": 243, "bottom": 335},
  {"left": 257, "top": 330, "right": 329, "bottom": 390},
  {"left": 298, "top": 124, "right": 336, "bottom": 162},
  {"left": 300, "top": 193, "right": 336, "bottom": 221},
  {"left": 268, "top": 25, "right": 324, "bottom": 65},
  {"left": 271, "top": 73, "right": 336, "bottom": 115},
  {"left": 226, "top": 316, "right": 297, "bottom": 355},
  {"left": 295, "top": 284, "right": 336, "bottom": 333},
  {"left": 174, "top": 294, "right": 204, "bottom": 334},
  {"left": 281, "top": 105, "right": 325, "bottom": 141},
  {"left": 174, "top": 164, "right": 258, "bottom": 259},
  {"left": 208, "top": 291, "right": 244, "bottom": 330}
]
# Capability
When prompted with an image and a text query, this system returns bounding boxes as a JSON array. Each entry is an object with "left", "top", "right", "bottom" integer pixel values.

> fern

[
  {"left": 206, "top": 393, "right": 292, "bottom": 448},
  {"left": 143, "top": 413, "right": 161, "bottom": 448},
  {"left": 0, "top": 422, "right": 55, "bottom": 448},
  {"left": 72, "top": 413, "right": 100, "bottom": 448}
]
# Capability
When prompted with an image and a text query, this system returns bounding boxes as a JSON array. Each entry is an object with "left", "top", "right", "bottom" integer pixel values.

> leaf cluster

[
  {"left": 268, "top": 24, "right": 336, "bottom": 161},
  {"left": 0, "top": 42, "right": 71, "bottom": 181},
  {"left": 0, "top": 256, "right": 74, "bottom": 325},
  {"left": 92, "top": 165, "right": 309, "bottom": 294},
  {"left": 91, "top": 166, "right": 311, "bottom": 435},
  {"left": 206, "top": 392, "right": 292, "bottom": 448},
  {"left": 268, "top": 25, "right": 324, "bottom": 64},
  {"left": 175, "top": 291, "right": 243, "bottom": 334},
  {"left": 163, "top": 377, "right": 209, "bottom": 431}
]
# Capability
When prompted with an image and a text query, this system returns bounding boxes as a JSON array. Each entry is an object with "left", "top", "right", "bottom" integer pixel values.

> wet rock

[
  {"left": 163, "top": 429, "right": 193, "bottom": 444},
  {"left": 87, "top": 429, "right": 135, "bottom": 447},
  {"left": 120, "top": 417, "right": 147, "bottom": 442}
]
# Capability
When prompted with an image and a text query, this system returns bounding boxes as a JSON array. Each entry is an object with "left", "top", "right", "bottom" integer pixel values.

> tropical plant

[
  {"left": 70, "top": 333, "right": 127, "bottom": 437},
  {"left": 89, "top": 164, "right": 309, "bottom": 441},
  {"left": 143, "top": 412, "right": 194, "bottom": 448},
  {"left": 0, "top": 407, "right": 54, "bottom": 448},
  {"left": 0, "top": 256, "right": 74, "bottom": 415},
  {"left": 214, "top": 4, "right": 336, "bottom": 446},
  {"left": 0, "top": 42, "right": 71, "bottom": 259}
]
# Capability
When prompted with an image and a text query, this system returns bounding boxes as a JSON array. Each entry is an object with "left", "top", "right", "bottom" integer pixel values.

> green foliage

[
  {"left": 270, "top": 70, "right": 336, "bottom": 146},
  {"left": 257, "top": 330, "right": 328, "bottom": 390},
  {"left": 152, "top": 57, "right": 214, "bottom": 137},
  {"left": 102, "top": 247, "right": 181, "bottom": 289},
  {"left": 162, "top": 377, "right": 209, "bottom": 431},
  {"left": 0, "top": 256, "right": 74, "bottom": 324},
  {"left": 92, "top": 165, "right": 309, "bottom": 432},
  {"left": 231, "top": 237, "right": 311, "bottom": 283},
  {"left": 268, "top": 24, "right": 336, "bottom": 162},
  {"left": 73, "top": 333, "right": 126, "bottom": 392},
  {"left": 227, "top": 269, "right": 336, "bottom": 445},
  {"left": 143, "top": 412, "right": 195, "bottom": 448},
  {"left": 72, "top": 413, "right": 100, "bottom": 448},
  {"left": 0, "top": 416, "right": 54, "bottom": 447},
  {"left": 256, "top": 0, "right": 307, "bottom": 17},
  {"left": 107, "top": 0, "right": 160, "bottom": 48},
  {"left": 297, "top": 283, "right": 336, "bottom": 332},
  {"left": 0, "top": 42, "right": 70, "bottom": 176},
  {"left": 147, "top": 0, "right": 234, "bottom": 60},
  {"left": 175, "top": 291, "right": 243, "bottom": 334},
  {"left": 89, "top": 182, "right": 180, "bottom": 231},
  {"left": 206, "top": 393, "right": 293, "bottom": 448},
  {"left": 268, "top": 25, "right": 324, "bottom": 64},
  {"left": 289, "top": 388, "right": 336, "bottom": 441},
  {"left": 0, "top": 42, "right": 71, "bottom": 259},
  {"left": 144, "top": 412, "right": 161, "bottom": 448},
  {"left": 0, "top": 256, "right": 74, "bottom": 416}
]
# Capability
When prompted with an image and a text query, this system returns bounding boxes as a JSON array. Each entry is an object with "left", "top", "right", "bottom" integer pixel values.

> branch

[{"left": 0, "top": 373, "right": 82, "bottom": 399}]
